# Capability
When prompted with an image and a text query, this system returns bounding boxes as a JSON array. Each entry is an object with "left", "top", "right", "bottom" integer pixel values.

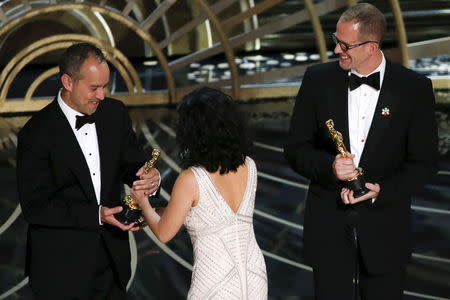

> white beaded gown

[{"left": 184, "top": 157, "right": 268, "bottom": 299}]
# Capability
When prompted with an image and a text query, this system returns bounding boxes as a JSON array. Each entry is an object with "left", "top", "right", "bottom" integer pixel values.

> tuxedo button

[
  {"left": 361, "top": 139, "right": 365, "bottom": 142},
  {"left": 362, "top": 116, "right": 365, "bottom": 120},
  {"left": 93, "top": 173, "right": 96, "bottom": 176}
]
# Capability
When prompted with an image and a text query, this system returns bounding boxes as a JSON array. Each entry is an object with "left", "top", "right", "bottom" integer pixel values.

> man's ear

[
  {"left": 368, "top": 41, "right": 379, "bottom": 54},
  {"left": 61, "top": 74, "right": 73, "bottom": 92}
]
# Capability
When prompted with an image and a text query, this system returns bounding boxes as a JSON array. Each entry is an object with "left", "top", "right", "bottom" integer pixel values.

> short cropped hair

[
  {"left": 59, "top": 42, "right": 106, "bottom": 80},
  {"left": 176, "top": 87, "right": 252, "bottom": 174},
  {"left": 340, "top": 3, "right": 386, "bottom": 42}
]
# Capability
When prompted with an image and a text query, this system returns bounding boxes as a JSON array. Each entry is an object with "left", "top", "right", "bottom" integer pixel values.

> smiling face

[
  {"left": 334, "top": 20, "right": 377, "bottom": 75},
  {"left": 61, "top": 55, "right": 110, "bottom": 115}
]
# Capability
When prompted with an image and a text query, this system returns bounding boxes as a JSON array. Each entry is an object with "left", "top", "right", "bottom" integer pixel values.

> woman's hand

[
  {"left": 133, "top": 168, "right": 160, "bottom": 196},
  {"left": 131, "top": 189, "right": 151, "bottom": 209}
]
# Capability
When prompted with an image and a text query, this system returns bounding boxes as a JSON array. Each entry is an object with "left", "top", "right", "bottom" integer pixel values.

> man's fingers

[
  {"left": 129, "top": 225, "right": 144, "bottom": 232},
  {"left": 349, "top": 188, "right": 378, "bottom": 204},
  {"left": 337, "top": 170, "right": 358, "bottom": 181},
  {"left": 136, "top": 168, "right": 159, "bottom": 178},
  {"left": 351, "top": 192, "right": 373, "bottom": 203},
  {"left": 341, "top": 188, "right": 350, "bottom": 204},
  {"left": 347, "top": 190, "right": 356, "bottom": 204},
  {"left": 108, "top": 219, "right": 135, "bottom": 231},
  {"left": 122, "top": 223, "right": 136, "bottom": 231},
  {"left": 133, "top": 179, "right": 157, "bottom": 186},
  {"left": 365, "top": 182, "right": 380, "bottom": 193},
  {"left": 104, "top": 206, "right": 123, "bottom": 216},
  {"left": 135, "top": 166, "right": 144, "bottom": 176},
  {"left": 133, "top": 183, "right": 158, "bottom": 193}
]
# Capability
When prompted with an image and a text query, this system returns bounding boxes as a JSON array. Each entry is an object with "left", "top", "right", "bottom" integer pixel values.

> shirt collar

[
  {"left": 57, "top": 89, "right": 84, "bottom": 130},
  {"left": 349, "top": 51, "right": 386, "bottom": 88}
]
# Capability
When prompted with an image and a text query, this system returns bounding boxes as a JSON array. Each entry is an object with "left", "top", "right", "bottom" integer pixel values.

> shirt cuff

[{"left": 98, "top": 205, "right": 103, "bottom": 225}]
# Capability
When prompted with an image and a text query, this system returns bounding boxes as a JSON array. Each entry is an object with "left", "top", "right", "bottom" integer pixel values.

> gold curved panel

[
  {"left": 1, "top": 99, "right": 53, "bottom": 113},
  {"left": 0, "top": 35, "right": 138, "bottom": 104},
  {"left": 408, "top": 37, "right": 450, "bottom": 60},
  {"left": 195, "top": 0, "right": 240, "bottom": 98},
  {"left": 432, "top": 78, "right": 450, "bottom": 90},
  {"left": 0, "top": 4, "right": 176, "bottom": 101}
]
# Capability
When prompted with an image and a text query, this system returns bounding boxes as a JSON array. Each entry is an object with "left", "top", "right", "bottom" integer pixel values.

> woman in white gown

[{"left": 132, "top": 87, "right": 268, "bottom": 299}]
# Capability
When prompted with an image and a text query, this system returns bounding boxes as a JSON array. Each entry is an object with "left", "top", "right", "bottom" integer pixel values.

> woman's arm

[{"left": 132, "top": 169, "right": 198, "bottom": 243}]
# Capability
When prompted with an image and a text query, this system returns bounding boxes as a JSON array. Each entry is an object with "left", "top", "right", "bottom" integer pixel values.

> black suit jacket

[
  {"left": 284, "top": 60, "right": 438, "bottom": 274},
  {"left": 17, "top": 97, "right": 147, "bottom": 295}
]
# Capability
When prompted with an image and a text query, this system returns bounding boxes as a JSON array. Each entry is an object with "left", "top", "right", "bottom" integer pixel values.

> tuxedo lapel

[
  {"left": 50, "top": 100, "right": 97, "bottom": 203},
  {"left": 359, "top": 61, "right": 398, "bottom": 168},
  {"left": 328, "top": 66, "right": 351, "bottom": 152},
  {"left": 95, "top": 103, "right": 114, "bottom": 206}
]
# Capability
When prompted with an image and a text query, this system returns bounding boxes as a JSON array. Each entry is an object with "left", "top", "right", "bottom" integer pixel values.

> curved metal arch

[
  {"left": 389, "top": 0, "right": 409, "bottom": 67},
  {"left": 0, "top": 1, "right": 114, "bottom": 49},
  {"left": 239, "top": 0, "right": 260, "bottom": 51},
  {"left": 195, "top": 0, "right": 240, "bottom": 99},
  {"left": 149, "top": 0, "right": 176, "bottom": 55},
  {"left": 24, "top": 66, "right": 60, "bottom": 100},
  {"left": 0, "top": 34, "right": 142, "bottom": 104},
  {"left": 304, "top": 0, "right": 328, "bottom": 63},
  {"left": 122, "top": 0, "right": 152, "bottom": 56},
  {"left": 0, "top": 41, "right": 133, "bottom": 102},
  {"left": 69, "top": 9, "right": 115, "bottom": 46},
  {"left": 23, "top": 44, "right": 144, "bottom": 100},
  {"left": 0, "top": 3, "right": 177, "bottom": 101}
]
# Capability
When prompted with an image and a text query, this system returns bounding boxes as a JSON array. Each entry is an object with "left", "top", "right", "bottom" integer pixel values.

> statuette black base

[
  {"left": 346, "top": 173, "right": 369, "bottom": 198},
  {"left": 115, "top": 204, "right": 142, "bottom": 225}
]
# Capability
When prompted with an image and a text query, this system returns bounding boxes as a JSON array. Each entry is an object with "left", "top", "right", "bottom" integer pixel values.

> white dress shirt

[
  {"left": 348, "top": 53, "right": 386, "bottom": 167},
  {"left": 57, "top": 91, "right": 101, "bottom": 205}
]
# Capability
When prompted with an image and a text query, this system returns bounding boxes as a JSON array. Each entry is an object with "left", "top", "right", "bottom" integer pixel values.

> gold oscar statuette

[
  {"left": 115, "top": 149, "right": 161, "bottom": 226},
  {"left": 325, "top": 119, "right": 369, "bottom": 198}
]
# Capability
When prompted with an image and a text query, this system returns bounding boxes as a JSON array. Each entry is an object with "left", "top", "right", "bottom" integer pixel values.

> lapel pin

[{"left": 381, "top": 107, "right": 390, "bottom": 116}]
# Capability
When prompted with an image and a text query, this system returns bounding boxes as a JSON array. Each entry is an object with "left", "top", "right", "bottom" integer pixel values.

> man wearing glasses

[{"left": 284, "top": 3, "right": 437, "bottom": 299}]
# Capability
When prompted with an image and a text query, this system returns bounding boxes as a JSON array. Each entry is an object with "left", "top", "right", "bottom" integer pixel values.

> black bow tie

[
  {"left": 75, "top": 114, "right": 96, "bottom": 130},
  {"left": 348, "top": 72, "right": 380, "bottom": 91}
]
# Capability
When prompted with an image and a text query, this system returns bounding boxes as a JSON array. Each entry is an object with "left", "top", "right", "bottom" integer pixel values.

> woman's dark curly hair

[{"left": 176, "top": 87, "right": 252, "bottom": 174}]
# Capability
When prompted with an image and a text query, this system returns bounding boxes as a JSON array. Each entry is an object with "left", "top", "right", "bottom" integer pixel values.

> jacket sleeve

[
  {"left": 284, "top": 68, "right": 338, "bottom": 189},
  {"left": 16, "top": 127, "right": 99, "bottom": 229},
  {"left": 118, "top": 105, "right": 148, "bottom": 186},
  {"left": 374, "top": 78, "right": 438, "bottom": 208}
]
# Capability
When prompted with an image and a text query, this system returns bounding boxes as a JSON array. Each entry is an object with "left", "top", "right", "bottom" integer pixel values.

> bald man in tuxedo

[{"left": 17, "top": 43, "right": 160, "bottom": 299}]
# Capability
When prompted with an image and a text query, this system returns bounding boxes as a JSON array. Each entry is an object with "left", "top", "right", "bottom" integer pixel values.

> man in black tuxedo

[
  {"left": 284, "top": 3, "right": 437, "bottom": 299},
  {"left": 17, "top": 43, "right": 160, "bottom": 299}
]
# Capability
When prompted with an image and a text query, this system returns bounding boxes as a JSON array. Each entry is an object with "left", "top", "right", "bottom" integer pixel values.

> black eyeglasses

[{"left": 332, "top": 33, "right": 378, "bottom": 52}]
